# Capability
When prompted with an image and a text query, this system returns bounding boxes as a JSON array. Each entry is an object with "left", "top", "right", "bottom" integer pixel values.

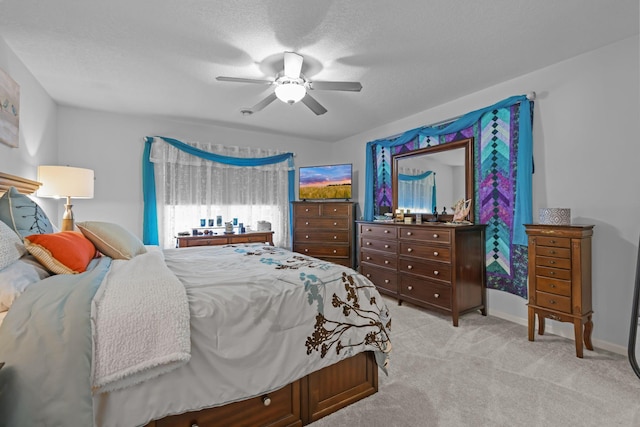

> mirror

[
  {"left": 392, "top": 137, "right": 474, "bottom": 223},
  {"left": 628, "top": 235, "right": 640, "bottom": 379}
]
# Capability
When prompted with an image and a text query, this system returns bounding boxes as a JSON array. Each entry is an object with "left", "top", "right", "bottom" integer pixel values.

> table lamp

[{"left": 37, "top": 165, "right": 94, "bottom": 231}]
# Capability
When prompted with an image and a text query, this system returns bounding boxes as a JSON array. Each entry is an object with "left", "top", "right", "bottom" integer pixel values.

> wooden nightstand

[
  {"left": 525, "top": 224, "right": 594, "bottom": 358},
  {"left": 176, "top": 231, "right": 274, "bottom": 248}
]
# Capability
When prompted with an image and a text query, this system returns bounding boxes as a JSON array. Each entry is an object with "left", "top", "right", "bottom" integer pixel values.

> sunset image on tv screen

[{"left": 299, "top": 164, "right": 352, "bottom": 199}]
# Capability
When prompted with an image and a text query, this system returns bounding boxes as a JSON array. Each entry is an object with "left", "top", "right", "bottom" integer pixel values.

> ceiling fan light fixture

[{"left": 275, "top": 80, "right": 306, "bottom": 104}]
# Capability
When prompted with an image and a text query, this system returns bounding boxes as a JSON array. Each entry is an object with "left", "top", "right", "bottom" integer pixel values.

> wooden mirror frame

[{"left": 391, "top": 137, "right": 474, "bottom": 223}]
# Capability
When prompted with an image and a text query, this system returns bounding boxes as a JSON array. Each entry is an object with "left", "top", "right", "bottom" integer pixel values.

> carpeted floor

[{"left": 310, "top": 297, "right": 640, "bottom": 427}]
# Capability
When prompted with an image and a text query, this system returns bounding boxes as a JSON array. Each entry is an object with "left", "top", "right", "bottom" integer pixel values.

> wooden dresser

[
  {"left": 292, "top": 201, "right": 355, "bottom": 268},
  {"left": 176, "top": 231, "right": 274, "bottom": 248},
  {"left": 358, "top": 221, "right": 486, "bottom": 326},
  {"left": 525, "top": 224, "right": 594, "bottom": 358}
]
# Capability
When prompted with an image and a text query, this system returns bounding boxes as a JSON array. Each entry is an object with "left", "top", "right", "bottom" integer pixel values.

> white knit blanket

[{"left": 91, "top": 247, "right": 191, "bottom": 394}]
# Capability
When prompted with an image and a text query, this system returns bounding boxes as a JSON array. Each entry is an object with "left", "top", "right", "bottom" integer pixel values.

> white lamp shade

[
  {"left": 37, "top": 165, "right": 94, "bottom": 199},
  {"left": 275, "top": 82, "right": 306, "bottom": 104}
]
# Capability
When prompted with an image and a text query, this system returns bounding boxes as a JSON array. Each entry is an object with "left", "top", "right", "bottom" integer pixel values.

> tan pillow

[{"left": 76, "top": 221, "right": 147, "bottom": 260}]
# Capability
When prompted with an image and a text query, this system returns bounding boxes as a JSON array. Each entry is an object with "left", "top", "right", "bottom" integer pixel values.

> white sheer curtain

[
  {"left": 149, "top": 139, "right": 292, "bottom": 249},
  {"left": 398, "top": 167, "right": 435, "bottom": 212}
]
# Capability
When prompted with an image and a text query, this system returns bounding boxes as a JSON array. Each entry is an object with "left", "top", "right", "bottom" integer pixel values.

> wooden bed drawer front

[
  {"left": 295, "top": 230, "right": 350, "bottom": 243},
  {"left": 535, "top": 265, "right": 571, "bottom": 281},
  {"left": 294, "top": 204, "right": 321, "bottom": 216},
  {"left": 295, "top": 217, "right": 349, "bottom": 230},
  {"left": 398, "top": 227, "right": 451, "bottom": 244},
  {"left": 359, "top": 224, "right": 397, "bottom": 239},
  {"left": 361, "top": 249, "right": 397, "bottom": 269},
  {"left": 536, "top": 256, "right": 571, "bottom": 270},
  {"left": 155, "top": 381, "right": 302, "bottom": 427},
  {"left": 535, "top": 290, "right": 571, "bottom": 313},
  {"left": 536, "top": 236, "right": 570, "bottom": 248},
  {"left": 398, "top": 258, "right": 451, "bottom": 282},
  {"left": 360, "top": 263, "right": 397, "bottom": 292},
  {"left": 399, "top": 276, "right": 452, "bottom": 310},
  {"left": 536, "top": 246, "right": 571, "bottom": 259},
  {"left": 360, "top": 237, "right": 397, "bottom": 253},
  {"left": 536, "top": 276, "right": 571, "bottom": 297},
  {"left": 399, "top": 242, "right": 451, "bottom": 262},
  {"left": 295, "top": 244, "right": 350, "bottom": 258}
]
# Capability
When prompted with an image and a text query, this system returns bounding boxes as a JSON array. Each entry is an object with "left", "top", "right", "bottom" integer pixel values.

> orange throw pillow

[{"left": 24, "top": 231, "right": 97, "bottom": 274}]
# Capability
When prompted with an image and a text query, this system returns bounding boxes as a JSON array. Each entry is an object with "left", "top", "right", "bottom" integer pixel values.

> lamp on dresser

[{"left": 37, "top": 165, "right": 94, "bottom": 231}]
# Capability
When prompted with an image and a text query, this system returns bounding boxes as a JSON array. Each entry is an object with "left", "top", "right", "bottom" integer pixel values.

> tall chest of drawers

[
  {"left": 358, "top": 221, "right": 486, "bottom": 326},
  {"left": 292, "top": 201, "right": 355, "bottom": 268},
  {"left": 525, "top": 224, "right": 594, "bottom": 358}
]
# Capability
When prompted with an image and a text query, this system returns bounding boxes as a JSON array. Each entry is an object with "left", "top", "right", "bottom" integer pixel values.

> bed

[{"left": 0, "top": 172, "right": 391, "bottom": 427}]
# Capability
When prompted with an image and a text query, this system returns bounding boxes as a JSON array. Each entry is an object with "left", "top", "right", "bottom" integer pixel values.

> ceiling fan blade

[
  {"left": 283, "top": 52, "right": 303, "bottom": 79},
  {"left": 301, "top": 93, "right": 327, "bottom": 116},
  {"left": 309, "top": 81, "right": 362, "bottom": 91},
  {"left": 216, "top": 76, "right": 274, "bottom": 85},
  {"left": 246, "top": 92, "right": 278, "bottom": 113}
]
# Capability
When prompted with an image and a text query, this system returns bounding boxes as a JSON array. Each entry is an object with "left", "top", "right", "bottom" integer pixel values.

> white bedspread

[{"left": 92, "top": 244, "right": 390, "bottom": 427}]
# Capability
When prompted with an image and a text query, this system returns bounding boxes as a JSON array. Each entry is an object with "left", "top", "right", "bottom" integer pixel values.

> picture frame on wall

[{"left": 0, "top": 67, "right": 19, "bottom": 148}]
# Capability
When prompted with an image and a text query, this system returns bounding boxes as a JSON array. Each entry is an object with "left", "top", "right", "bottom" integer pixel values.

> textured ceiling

[{"left": 0, "top": 0, "right": 638, "bottom": 142}]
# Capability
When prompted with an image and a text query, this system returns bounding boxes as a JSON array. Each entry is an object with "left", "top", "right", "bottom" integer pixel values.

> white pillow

[
  {"left": 0, "top": 220, "right": 27, "bottom": 270},
  {"left": 0, "top": 254, "right": 50, "bottom": 312}
]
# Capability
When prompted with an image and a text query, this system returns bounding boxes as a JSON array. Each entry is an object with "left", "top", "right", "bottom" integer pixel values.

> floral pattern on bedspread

[{"left": 232, "top": 244, "right": 392, "bottom": 370}]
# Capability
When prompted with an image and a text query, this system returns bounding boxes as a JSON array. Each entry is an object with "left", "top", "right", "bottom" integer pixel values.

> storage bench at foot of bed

[{"left": 146, "top": 351, "right": 378, "bottom": 427}]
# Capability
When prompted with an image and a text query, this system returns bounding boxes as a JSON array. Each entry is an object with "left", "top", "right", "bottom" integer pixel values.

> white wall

[
  {"left": 0, "top": 36, "right": 59, "bottom": 218},
  {"left": 334, "top": 36, "right": 640, "bottom": 353},
  {"left": 57, "top": 107, "right": 334, "bottom": 235}
]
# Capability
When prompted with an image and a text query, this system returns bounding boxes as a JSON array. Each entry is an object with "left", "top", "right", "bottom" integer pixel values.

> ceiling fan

[{"left": 216, "top": 52, "right": 362, "bottom": 116}]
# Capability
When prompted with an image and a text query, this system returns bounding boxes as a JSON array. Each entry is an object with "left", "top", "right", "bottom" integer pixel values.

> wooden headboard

[{"left": 0, "top": 172, "right": 42, "bottom": 196}]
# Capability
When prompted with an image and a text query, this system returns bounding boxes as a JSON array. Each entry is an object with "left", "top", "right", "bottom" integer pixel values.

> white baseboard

[{"left": 489, "top": 309, "right": 628, "bottom": 357}]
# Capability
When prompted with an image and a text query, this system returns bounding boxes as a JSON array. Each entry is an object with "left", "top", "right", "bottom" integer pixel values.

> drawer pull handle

[
  {"left": 384, "top": 260, "right": 390, "bottom": 264},
  {"left": 384, "top": 244, "right": 390, "bottom": 248},
  {"left": 549, "top": 271, "right": 555, "bottom": 275},
  {"left": 549, "top": 299, "right": 556, "bottom": 304},
  {"left": 192, "top": 424, "right": 200, "bottom": 427},
  {"left": 333, "top": 250, "right": 337, "bottom": 253},
  {"left": 366, "top": 242, "right": 372, "bottom": 246},
  {"left": 550, "top": 250, "right": 556, "bottom": 254},
  {"left": 262, "top": 395, "right": 272, "bottom": 406},
  {"left": 304, "top": 249, "right": 308, "bottom": 252},
  {"left": 549, "top": 260, "right": 555, "bottom": 264},
  {"left": 305, "top": 235, "right": 309, "bottom": 239},
  {"left": 305, "top": 221, "right": 309, "bottom": 225},
  {"left": 384, "top": 279, "right": 390, "bottom": 284},
  {"left": 407, "top": 248, "right": 413, "bottom": 253},
  {"left": 433, "top": 251, "right": 439, "bottom": 256},
  {"left": 434, "top": 293, "right": 440, "bottom": 298},
  {"left": 407, "top": 232, "right": 413, "bottom": 236},
  {"left": 407, "top": 265, "right": 413, "bottom": 270},
  {"left": 434, "top": 270, "right": 439, "bottom": 275},
  {"left": 333, "top": 222, "right": 337, "bottom": 226},
  {"left": 366, "top": 274, "right": 371, "bottom": 278},
  {"left": 549, "top": 283, "right": 556, "bottom": 288},
  {"left": 384, "top": 230, "right": 390, "bottom": 233},
  {"left": 334, "top": 208, "right": 338, "bottom": 212},
  {"left": 550, "top": 240, "right": 556, "bottom": 244},
  {"left": 305, "top": 208, "right": 309, "bottom": 212},
  {"left": 433, "top": 234, "right": 439, "bottom": 238},
  {"left": 407, "top": 285, "right": 413, "bottom": 290},
  {"left": 366, "top": 256, "right": 371, "bottom": 260},
  {"left": 366, "top": 228, "right": 372, "bottom": 232},
  {"left": 333, "top": 236, "right": 337, "bottom": 239}
]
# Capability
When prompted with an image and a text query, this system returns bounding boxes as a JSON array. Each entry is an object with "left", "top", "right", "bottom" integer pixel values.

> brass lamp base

[{"left": 61, "top": 198, "right": 75, "bottom": 231}]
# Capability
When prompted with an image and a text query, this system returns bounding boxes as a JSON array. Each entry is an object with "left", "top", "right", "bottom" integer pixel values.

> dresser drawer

[
  {"left": 398, "top": 258, "right": 451, "bottom": 282},
  {"left": 360, "top": 263, "right": 397, "bottom": 293},
  {"left": 536, "top": 246, "right": 571, "bottom": 259},
  {"left": 295, "top": 244, "right": 350, "bottom": 258},
  {"left": 295, "top": 230, "right": 350, "bottom": 243},
  {"left": 535, "top": 265, "right": 571, "bottom": 280},
  {"left": 398, "top": 227, "right": 451, "bottom": 244},
  {"left": 294, "top": 204, "right": 321, "bottom": 216},
  {"left": 399, "top": 242, "right": 451, "bottom": 263},
  {"left": 320, "top": 203, "right": 352, "bottom": 217},
  {"left": 360, "top": 237, "right": 397, "bottom": 253},
  {"left": 537, "top": 236, "right": 570, "bottom": 248},
  {"left": 400, "top": 276, "right": 452, "bottom": 310},
  {"left": 536, "top": 276, "right": 571, "bottom": 297},
  {"left": 361, "top": 249, "right": 397, "bottom": 269},
  {"left": 156, "top": 381, "right": 301, "bottom": 427},
  {"left": 535, "top": 290, "right": 571, "bottom": 313},
  {"left": 359, "top": 224, "right": 397, "bottom": 239},
  {"left": 536, "top": 256, "right": 571, "bottom": 270},
  {"left": 295, "top": 217, "right": 350, "bottom": 230}
]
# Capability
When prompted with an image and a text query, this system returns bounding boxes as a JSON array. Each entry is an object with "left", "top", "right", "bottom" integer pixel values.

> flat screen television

[{"left": 299, "top": 163, "right": 352, "bottom": 200}]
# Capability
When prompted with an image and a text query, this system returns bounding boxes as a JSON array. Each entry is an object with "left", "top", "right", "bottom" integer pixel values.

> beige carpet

[{"left": 310, "top": 297, "right": 640, "bottom": 427}]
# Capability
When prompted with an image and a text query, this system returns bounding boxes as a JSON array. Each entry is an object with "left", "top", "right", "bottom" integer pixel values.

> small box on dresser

[
  {"left": 292, "top": 201, "right": 356, "bottom": 268},
  {"left": 525, "top": 224, "right": 594, "bottom": 358}
]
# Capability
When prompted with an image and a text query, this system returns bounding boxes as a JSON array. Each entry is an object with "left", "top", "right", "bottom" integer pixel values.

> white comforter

[{"left": 93, "top": 244, "right": 391, "bottom": 427}]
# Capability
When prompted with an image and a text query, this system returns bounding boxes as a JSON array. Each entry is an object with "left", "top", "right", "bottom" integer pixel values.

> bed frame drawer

[{"left": 155, "top": 382, "right": 302, "bottom": 427}]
